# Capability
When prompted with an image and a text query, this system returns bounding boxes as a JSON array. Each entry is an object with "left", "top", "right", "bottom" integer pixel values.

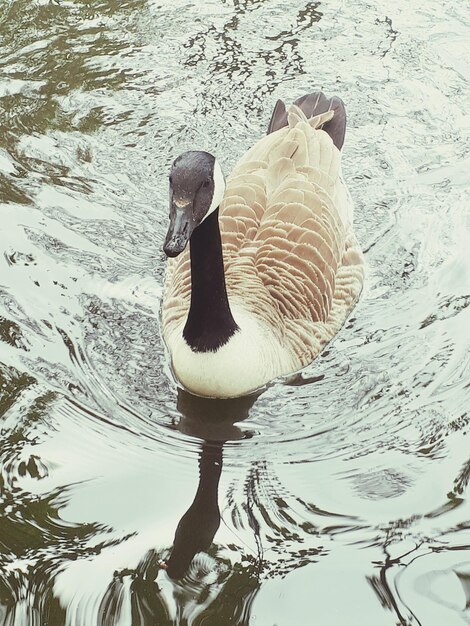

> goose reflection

[
  {"left": 165, "top": 389, "right": 258, "bottom": 580},
  {"left": 165, "top": 441, "right": 223, "bottom": 579}
]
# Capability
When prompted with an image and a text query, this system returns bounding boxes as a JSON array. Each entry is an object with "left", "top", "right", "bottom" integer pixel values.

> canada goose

[{"left": 162, "top": 92, "right": 364, "bottom": 398}]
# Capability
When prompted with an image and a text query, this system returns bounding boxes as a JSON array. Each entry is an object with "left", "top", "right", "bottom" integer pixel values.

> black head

[{"left": 163, "top": 151, "right": 225, "bottom": 258}]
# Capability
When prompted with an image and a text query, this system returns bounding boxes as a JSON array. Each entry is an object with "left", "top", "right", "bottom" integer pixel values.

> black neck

[{"left": 183, "top": 209, "right": 238, "bottom": 352}]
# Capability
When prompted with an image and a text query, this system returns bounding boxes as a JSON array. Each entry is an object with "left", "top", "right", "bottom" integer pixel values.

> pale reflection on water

[{"left": 0, "top": 0, "right": 469, "bottom": 624}]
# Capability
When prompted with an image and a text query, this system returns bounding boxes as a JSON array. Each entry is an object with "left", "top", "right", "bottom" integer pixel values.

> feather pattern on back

[{"left": 162, "top": 100, "right": 364, "bottom": 397}]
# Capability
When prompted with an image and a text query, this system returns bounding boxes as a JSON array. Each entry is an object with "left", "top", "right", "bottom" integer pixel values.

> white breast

[{"left": 166, "top": 307, "right": 292, "bottom": 398}]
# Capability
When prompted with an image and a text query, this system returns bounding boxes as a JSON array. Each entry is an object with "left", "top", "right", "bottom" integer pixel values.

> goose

[{"left": 162, "top": 91, "right": 364, "bottom": 398}]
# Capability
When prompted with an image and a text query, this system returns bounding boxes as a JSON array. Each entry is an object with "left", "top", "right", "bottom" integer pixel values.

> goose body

[{"left": 162, "top": 92, "right": 364, "bottom": 398}]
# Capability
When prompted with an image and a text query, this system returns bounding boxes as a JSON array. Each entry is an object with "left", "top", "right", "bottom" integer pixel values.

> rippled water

[{"left": 0, "top": 0, "right": 469, "bottom": 624}]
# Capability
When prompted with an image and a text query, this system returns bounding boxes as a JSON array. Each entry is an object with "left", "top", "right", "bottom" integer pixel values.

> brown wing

[
  {"left": 225, "top": 103, "right": 363, "bottom": 363},
  {"left": 248, "top": 108, "right": 347, "bottom": 324}
]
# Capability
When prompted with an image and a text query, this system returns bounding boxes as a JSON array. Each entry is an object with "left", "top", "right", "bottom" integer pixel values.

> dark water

[{"left": 1, "top": 0, "right": 469, "bottom": 624}]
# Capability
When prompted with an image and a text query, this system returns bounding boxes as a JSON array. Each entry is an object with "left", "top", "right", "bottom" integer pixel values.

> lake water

[{"left": 0, "top": 0, "right": 469, "bottom": 624}]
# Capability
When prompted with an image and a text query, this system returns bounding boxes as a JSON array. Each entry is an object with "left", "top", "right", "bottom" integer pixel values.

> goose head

[{"left": 163, "top": 151, "right": 226, "bottom": 258}]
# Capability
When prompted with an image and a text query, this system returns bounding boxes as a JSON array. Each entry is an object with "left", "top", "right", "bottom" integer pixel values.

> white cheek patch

[{"left": 202, "top": 159, "right": 225, "bottom": 222}]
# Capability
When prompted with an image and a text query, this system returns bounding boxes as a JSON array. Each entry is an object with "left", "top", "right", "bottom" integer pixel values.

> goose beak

[{"left": 163, "top": 204, "right": 195, "bottom": 258}]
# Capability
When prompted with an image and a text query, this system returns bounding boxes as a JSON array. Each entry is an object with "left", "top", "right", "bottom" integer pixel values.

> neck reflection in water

[
  {"left": 165, "top": 390, "right": 258, "bottom": 580},
  {"left": 165, "top": 442, "right": 222, "bottom": 580}
]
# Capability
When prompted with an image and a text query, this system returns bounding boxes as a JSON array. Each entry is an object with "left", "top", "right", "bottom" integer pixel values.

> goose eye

[{"left": 202, "top": 179, "right": 211, "bottom": 189}]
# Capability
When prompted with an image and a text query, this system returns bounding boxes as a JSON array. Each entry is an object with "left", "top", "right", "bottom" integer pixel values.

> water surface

[{"left": 0, "top": 0, "right": 469, "bottom": 624}]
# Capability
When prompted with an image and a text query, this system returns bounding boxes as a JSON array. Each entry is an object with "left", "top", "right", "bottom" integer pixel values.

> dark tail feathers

[{"left": 267, "top": 91, "right": 346, "bottom": 150}]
